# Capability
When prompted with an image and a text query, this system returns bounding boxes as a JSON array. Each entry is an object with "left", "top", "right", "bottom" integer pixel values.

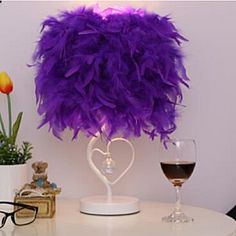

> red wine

[{"left": 160, "top": 161, "right": 196, "bottom": 187}]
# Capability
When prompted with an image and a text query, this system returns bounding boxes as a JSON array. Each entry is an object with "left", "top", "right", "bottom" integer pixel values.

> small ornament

[
  {"left": 15, "top": 161, "right": 61, "bottom": 218},
  {"left": 22, "top": 161, "right": 61, "bottom": 195},
  {"left": 102, "top": 157, "right": 116, "bottom": 175},
  {"left": 50, "top": 183, "right": 57, "bottom": 189}
]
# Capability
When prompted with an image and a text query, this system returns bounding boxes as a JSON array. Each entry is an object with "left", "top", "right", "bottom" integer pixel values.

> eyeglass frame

[{"left": 0, "top": 201, "right": 38, "bottom": 228}]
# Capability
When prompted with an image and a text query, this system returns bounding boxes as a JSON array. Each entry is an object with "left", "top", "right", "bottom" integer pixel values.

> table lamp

[{"left": 33, "top": 6, "right": 189, "bottom": 215}]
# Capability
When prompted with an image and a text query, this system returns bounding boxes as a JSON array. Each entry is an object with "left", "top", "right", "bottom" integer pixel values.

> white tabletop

[{"left": 1, "top": 199, "right": 235, "bottom": 236}]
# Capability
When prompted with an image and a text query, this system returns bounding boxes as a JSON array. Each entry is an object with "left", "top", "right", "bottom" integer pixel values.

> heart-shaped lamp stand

[{"left": 80, "top": 135, "right": 140, "bottom": 216}]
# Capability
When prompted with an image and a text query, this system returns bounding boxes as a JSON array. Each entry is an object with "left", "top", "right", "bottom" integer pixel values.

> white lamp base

[{"left": 80, "top": 195, "right": 140, "bottom": 215}]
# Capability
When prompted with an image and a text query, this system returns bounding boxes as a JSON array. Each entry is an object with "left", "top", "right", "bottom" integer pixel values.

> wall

[{"left": 0, "top": 1, "right": 235, "bottom": 213}]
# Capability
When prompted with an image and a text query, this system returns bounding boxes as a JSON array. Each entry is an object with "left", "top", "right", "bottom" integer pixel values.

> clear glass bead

[{"left": 102, "top": 157, "right": 116, "bottom": 174}]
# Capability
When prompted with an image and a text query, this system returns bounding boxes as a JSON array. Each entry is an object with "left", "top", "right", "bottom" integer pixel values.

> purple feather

[{"left": 33, "top": 6, "right": 189, "bottom": 141}]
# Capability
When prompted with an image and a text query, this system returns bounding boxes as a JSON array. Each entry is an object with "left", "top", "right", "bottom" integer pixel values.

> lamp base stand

[{"left": 80, "top": 195, "right": 140, "bottom": 216}]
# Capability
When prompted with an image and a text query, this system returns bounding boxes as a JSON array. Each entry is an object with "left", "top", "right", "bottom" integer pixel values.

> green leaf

[
  {"left": 10, "top": 112, "right": 23, "bottom": 144},
  {"left": 0, "top": 113, "right": 7, "bottom": 137}
]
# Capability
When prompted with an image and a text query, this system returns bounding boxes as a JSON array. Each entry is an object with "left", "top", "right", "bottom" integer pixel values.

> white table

[{"left": 1, "top": 199, "right": 235, "bottom": 236}]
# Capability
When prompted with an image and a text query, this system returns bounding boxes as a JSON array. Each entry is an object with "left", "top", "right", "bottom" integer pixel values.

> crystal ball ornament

[{"left": 102, "top": 157, "right": 116, "bottom": 175}]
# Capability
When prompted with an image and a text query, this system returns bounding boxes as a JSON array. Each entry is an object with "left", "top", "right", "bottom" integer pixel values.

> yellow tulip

[{"left": 0, "top": 71, "right": 13, "bottom": 94}]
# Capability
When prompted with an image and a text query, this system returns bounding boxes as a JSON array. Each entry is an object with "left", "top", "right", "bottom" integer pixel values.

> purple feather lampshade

[{"left": 33, "top": 6, "right": 189, "bottom": 141}]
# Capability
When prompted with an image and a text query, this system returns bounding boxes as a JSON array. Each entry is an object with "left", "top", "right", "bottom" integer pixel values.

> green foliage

[{"left": 0, "top": 132, "right": 33, "bottom": 165}]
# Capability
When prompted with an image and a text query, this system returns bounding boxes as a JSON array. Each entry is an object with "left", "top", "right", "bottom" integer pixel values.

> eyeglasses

[{"left": 0, "top": 201, "right": 38, "bottom": 228}]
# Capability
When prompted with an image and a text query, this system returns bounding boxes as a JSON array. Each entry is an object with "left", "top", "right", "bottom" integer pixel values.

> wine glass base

[{"left": 162, "top": 211, "right": 193, "bottom": 223}]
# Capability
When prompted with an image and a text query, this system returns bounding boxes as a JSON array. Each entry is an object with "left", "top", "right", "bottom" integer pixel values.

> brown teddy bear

[{"left": 30, "top": 161, "right": 51, "bottom": 189}]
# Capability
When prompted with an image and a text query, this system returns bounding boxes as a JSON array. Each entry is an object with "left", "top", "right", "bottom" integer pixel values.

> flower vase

[{"left": 0, "top": 164, "right": 28, "bottom": 202}]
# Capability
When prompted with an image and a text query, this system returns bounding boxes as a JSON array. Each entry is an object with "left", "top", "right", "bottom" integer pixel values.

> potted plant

[{"left": 0, "top": 71, "right": 33, "bottom": 201}]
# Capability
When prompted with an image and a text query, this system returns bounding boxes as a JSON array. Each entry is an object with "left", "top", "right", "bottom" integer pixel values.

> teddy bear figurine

[
  {"left": 18, "top": 161, "right": 61, "bottom": 196},
  {"left": 15, "top": 161, "right": 61, "bottom": 218},
  {"left": 31, "top": 161, "right": 51, "bottom": 189}
]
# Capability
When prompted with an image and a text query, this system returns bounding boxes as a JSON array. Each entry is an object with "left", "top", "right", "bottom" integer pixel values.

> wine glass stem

[{"left": 174, "top": 186, "right": 181, "bottom": 213}]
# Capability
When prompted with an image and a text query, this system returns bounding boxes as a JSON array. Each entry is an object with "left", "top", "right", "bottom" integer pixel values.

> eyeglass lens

[
  {"left": 0, "top": 203, "right": 37, "bottom": 227},
  {"left": 14, "top": 207, "right": 37, "bottom": 225}
]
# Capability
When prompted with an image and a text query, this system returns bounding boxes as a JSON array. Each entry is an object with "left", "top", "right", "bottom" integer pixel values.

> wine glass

[{"left": 160, "top": 139, "right": 197, "bottom": 223}]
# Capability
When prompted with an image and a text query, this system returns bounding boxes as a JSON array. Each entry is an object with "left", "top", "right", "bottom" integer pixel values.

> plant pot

[{"left": 0, "top": 164, "right": 28, "bottom": 202}]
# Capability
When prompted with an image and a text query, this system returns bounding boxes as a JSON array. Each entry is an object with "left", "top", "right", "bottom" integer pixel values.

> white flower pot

[{"left": 0, "top": 164, "right": 28, "bottom": 202}]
